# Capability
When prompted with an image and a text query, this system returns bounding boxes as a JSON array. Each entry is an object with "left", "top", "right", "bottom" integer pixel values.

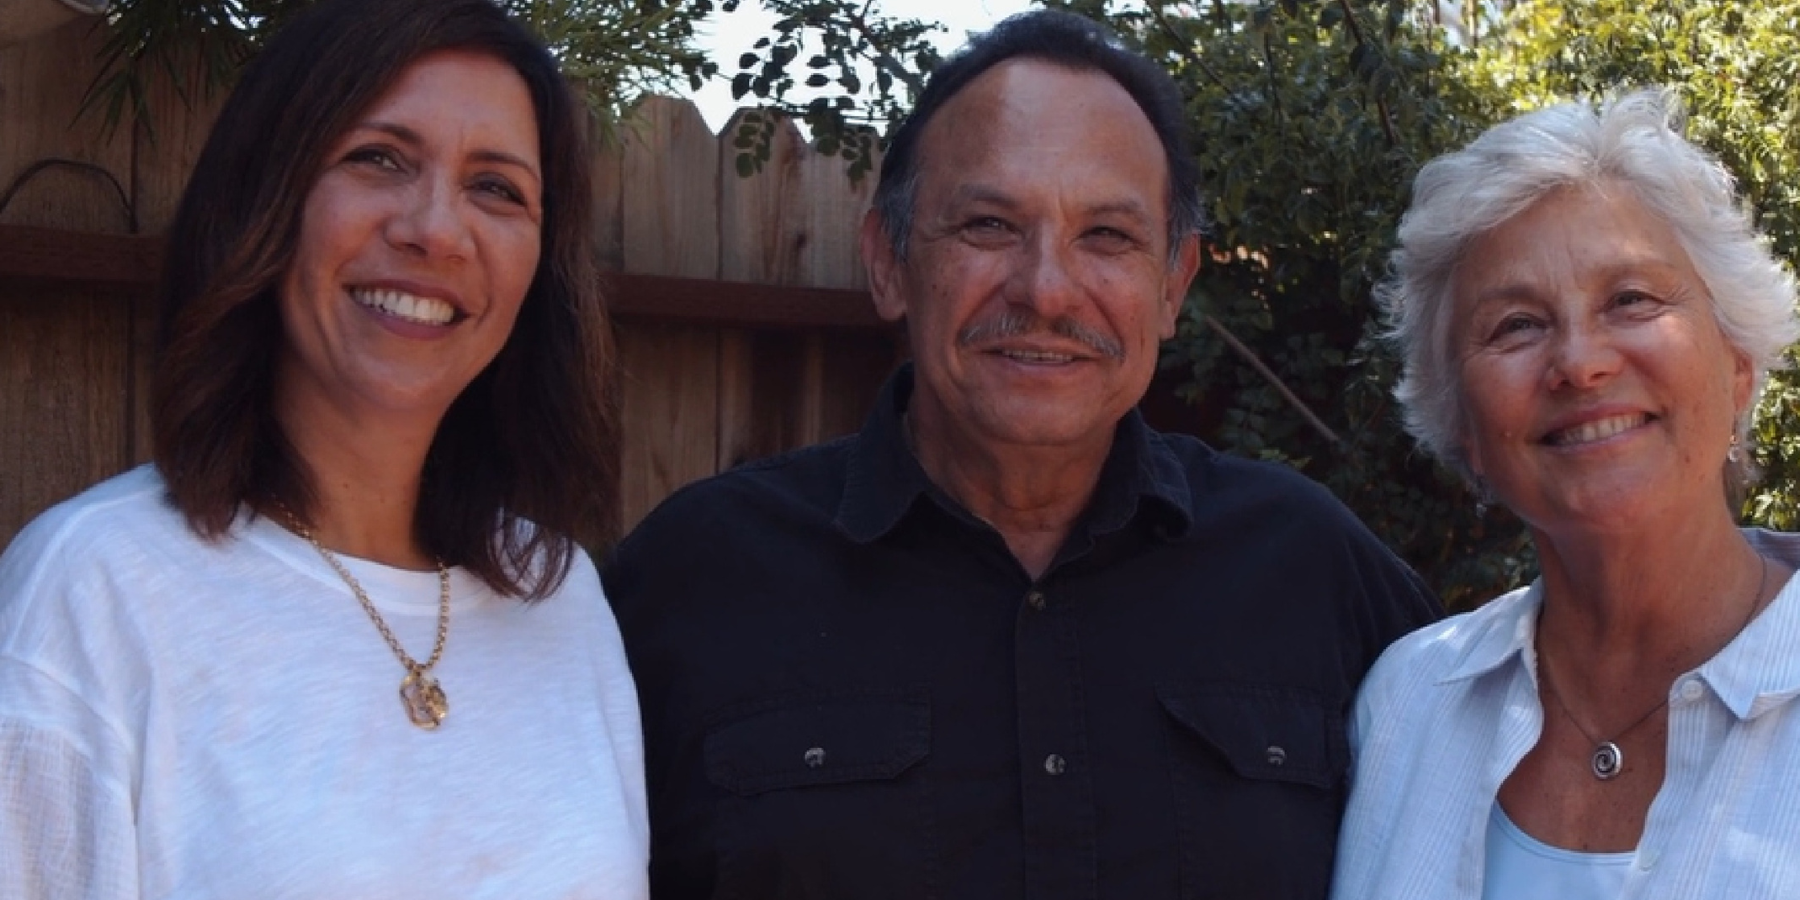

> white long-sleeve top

[
  {"left": 1331, "top": 528, "right": 1800, "bottom": 900},
  {"left": 0, "top": 466, "right": 649, "bottom": 899}
]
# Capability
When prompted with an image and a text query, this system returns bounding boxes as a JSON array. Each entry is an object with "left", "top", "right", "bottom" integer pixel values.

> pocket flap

[
  {"left": 1157, "top": 685, "right": 1343, "bottom": 789},
  {"left": 705, "top": 689, "right": 931, "bottom": 796}
]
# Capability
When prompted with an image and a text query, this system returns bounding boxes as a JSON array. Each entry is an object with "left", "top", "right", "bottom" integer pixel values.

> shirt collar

[
  {"left": 1437, "top": 528, "right": 1800, "bottom": 721},
  {"left": 833, "top": 364, "right": 1195, "bottom": 545},
  {"left": 1438, "top": 581, "right": 1543, "bottom": 685},
  {"left": 1698, "top": 528, "right": 1800, "bottom": 720}
]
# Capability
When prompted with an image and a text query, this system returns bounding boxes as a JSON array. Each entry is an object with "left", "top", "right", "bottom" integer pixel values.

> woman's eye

[
  {"left": 344, "top": 147, "right": 402, "bottom": 170},
  {"left": 474, "top": 176, "right": 525, "bottom": 205},
  {"left": 1489, "top": 315, "right": 1540, "bottom": 341},
  {"left": 1610, "top": 289, "right": 1674, "bottom": 320}
]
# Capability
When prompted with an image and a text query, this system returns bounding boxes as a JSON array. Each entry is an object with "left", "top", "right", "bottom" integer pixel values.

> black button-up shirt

[{"left": 605, "top": 368, "right": 1440, "bottom": 900}]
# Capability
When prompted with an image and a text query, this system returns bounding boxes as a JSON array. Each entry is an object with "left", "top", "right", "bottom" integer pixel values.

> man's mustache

[{"left": 957, "top": 309, "right": 1125, "bottom": 360}]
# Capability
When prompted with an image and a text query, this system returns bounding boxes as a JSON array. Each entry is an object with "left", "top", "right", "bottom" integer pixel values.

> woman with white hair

[{"left": 1331, "top": 89, "right": 1800, "bottom": 898}]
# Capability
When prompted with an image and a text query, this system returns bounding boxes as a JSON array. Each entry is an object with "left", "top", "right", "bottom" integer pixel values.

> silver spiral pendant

[{"left": 1591, "top": 741, "right": 1623, "bottom": 780}]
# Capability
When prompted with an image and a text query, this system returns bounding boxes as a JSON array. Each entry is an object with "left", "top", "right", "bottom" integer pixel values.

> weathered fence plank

[
  {"left": 616, "top": 96, "right": 728, "bottom": 532},
  {"left": 0, "top": 19, "right": 137, "bottom": 542},
  {"left": 715, "top": 110, "right": 888, "bottom": 470},
  {"left": 0, "top": 290, "right": 133, "bottom": 542}
]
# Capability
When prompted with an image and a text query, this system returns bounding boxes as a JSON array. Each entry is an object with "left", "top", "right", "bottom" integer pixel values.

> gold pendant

[{"left": 400, "top": 671, "right": 448, "bottom": 730}]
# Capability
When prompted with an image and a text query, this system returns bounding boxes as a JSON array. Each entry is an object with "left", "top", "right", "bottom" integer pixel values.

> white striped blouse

[{"left": 1331, "top": 528, "right": 1800, "bottom": 900}]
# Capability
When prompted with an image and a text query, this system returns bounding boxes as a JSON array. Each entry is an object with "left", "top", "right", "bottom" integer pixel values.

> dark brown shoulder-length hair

[{"left": 152, "top": 0, "right": 618, "bottom": 599}]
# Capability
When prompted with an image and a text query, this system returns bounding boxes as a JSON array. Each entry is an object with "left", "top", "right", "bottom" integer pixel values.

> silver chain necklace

[{"left": 1538, "top": 555, "right": 1767, "bottom": 780}]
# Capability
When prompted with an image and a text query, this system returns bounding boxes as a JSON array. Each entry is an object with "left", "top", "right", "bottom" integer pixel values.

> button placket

[{"left": 1013, "top": 585, "right": 1097, "bottom": 892}]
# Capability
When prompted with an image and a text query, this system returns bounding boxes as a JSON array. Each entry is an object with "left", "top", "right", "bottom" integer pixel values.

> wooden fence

[{"left": 0, "top": 18, "right": 901, "bottom": 549}]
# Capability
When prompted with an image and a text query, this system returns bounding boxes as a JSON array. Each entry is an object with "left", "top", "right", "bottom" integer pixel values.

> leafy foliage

[
  {"left": 715, "top": 0, "right": 943, "bottom": 181},
  {"left": 726, "top": 0, "right": 1541, "bottom": 607},
  {"left": 729, "top": 0, "right": 1800, "bottom": 608},
  {"left": 1464, "top": 0, "right": 1800, "bottom": 531},
  {"left": 87, "top": 0, "right": 1800, "bottom": 606},
  {"left": 85, "top": 0, "right": 713, "bottom": 139},
  {"left": 1081, "top": 0, "right": 1534, "bottom": 609}
]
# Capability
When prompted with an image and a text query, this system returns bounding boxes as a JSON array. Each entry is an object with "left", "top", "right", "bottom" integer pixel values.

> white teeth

[
  {"left": 1550, "top": 414, "right": 1645, "bottom": 446},
  {"left": 1001, "top": 349, "right": 1075, "bottom": 363},
  {"left": 351, "top": 288, "right": 455, "bottom": 325}
]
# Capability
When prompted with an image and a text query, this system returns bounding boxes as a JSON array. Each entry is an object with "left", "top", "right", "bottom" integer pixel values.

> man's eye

[{"left": 1086, "top": 227, "right": 1137, "bottom": 246}]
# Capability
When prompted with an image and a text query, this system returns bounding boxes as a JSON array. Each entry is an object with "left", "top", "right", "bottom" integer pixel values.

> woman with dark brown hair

[{"left": 0, "top": 0, "right": 645, "bottom": 895}]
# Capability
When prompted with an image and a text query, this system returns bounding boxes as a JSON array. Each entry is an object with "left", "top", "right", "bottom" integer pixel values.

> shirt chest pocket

[
  {"left": 1158, "top": 684, "right": 1347, "bottom": 900},
  {"left": 703, "top": 689, "right": 937, "bottom": 900}
]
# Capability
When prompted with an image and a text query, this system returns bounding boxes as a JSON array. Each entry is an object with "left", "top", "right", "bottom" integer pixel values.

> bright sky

[{"left": 687, "top": 0, "right": 1037, "bottom": 132}]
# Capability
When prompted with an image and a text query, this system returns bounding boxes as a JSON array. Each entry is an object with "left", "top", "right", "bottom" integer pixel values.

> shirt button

[
  {"left": 1680, "top": 679, "right": 1704, "bottom": 702},
  {"left": 1025, "top": 590, "right": 1047, "bottom": 611},
  {"left": 1637, "top": 849, "right": 1659, "bottom": 871},
  {"left": 804, "top": 747, "right": 826, "bottom": 768},
  {"left": 1043, "top": 753, "right": 1066, "bottom": 775},
  {"left": 1266, "top": 745, "right": 1287, "bottom": 767}
]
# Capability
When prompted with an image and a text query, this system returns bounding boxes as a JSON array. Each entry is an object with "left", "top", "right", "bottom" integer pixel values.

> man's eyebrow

[
  {"left": 1084, "top": 199, "right": 1155, "bottom": 224},
  {"left": 943, "top": 188, "right": 1154, "bottom": 222},
  {"left": 946, "top": 184, "right": 1022, "bottom": 209}
]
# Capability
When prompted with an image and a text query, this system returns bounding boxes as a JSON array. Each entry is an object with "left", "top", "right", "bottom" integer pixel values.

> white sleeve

[
  {"left": 1347, "top": 673, "right": 1375, "bottom": 766},
  {"left": 0, "top": 714, "right": 139, "bottom": 899},
  {"left": 586, "top": 562, "right": 652, "bottom": 880},
  {"left": 0, "top": 512, "right": 141, "bottom": 900}
]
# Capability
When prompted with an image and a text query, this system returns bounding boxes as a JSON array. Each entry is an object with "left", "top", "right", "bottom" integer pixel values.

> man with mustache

[{"left": 603, "top": 11, "right": 1439, "bottom": 898}]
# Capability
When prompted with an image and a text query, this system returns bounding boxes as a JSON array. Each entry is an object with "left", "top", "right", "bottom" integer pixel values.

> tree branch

[
  {"left": 844, "top": 3, "right": 926, "bottom": 94},
  {"left": 1203, "top": 313, "right": 1345, "bottom": 447},
  {"left": 1336, "top": 0, "right": 1400, "bottom": 148},
  {"left": 1148, "top": 2, "right": 1228, "bottom": 89}
]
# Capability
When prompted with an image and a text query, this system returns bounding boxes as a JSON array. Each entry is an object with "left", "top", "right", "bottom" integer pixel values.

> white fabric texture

[
  {"left": 1482, "top": 803, "right": 1631, "bottom": 900},
  {"left": 1332, "top": 528, "right": 1800, "bottom": 900},
  {"left": 0, "top": 466, "right": 649, "bottom": 900}
]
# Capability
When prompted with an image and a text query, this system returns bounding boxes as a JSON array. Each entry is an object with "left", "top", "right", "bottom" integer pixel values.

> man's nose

[{"left": 1013, "top": 235, "right": 1083, "bottom": 317}]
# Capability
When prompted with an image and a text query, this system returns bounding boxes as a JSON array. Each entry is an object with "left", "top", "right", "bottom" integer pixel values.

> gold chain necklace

[
  {"left": 1539, "top": 554, "right": 1767, "bottom": 780},
  {"left": 278, "top": 505, "right": 451, "bottom": 730}
]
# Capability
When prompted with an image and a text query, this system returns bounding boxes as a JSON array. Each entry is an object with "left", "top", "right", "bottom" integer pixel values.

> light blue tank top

[{"left": 1483, "top": 802, "right": 1633, "bottom": 899}]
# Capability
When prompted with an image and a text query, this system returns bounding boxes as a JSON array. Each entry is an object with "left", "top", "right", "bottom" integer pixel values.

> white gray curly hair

[{"left": 1380, "top": 88, "right": 1800, "bottom": 492}]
